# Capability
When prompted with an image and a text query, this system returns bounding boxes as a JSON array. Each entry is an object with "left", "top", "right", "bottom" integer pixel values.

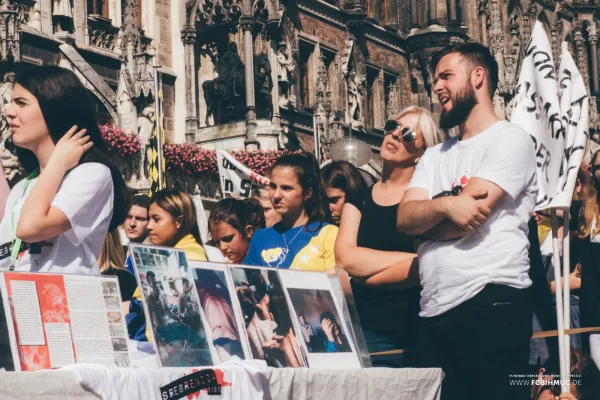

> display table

[{"left": 0, "top": 365, "right": 442, "bottom": 400}]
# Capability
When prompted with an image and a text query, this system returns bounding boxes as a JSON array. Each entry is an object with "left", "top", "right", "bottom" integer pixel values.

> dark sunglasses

[{"left": 384, "top": 120, "right": 417, "bottom": 143}]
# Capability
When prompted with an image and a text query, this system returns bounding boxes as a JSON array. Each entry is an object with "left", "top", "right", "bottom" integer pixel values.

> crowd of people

[{"left": 2, "top": 43, "right": 600, "bottom": 399}]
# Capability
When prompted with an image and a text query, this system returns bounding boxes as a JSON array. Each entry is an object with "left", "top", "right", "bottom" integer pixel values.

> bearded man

[{"left": 396, "top": 42, "right": 538, "bottom": 399}]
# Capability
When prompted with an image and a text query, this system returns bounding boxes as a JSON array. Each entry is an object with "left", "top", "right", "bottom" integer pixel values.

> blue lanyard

[{"left": 9, "top": 168, "right": 40, "bottom": 268}]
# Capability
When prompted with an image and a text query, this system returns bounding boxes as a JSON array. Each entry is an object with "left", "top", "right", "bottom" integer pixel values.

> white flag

[
  {"left": 216, "top": 150, "right": 270, "bottom": 198},
  {"left": 509, "top": 22, "right": 589, "bottom": 211}
]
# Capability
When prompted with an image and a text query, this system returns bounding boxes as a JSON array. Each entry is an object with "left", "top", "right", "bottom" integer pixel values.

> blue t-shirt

[{"left": 243, "top": 221, "right": 338, "bottom": 271}]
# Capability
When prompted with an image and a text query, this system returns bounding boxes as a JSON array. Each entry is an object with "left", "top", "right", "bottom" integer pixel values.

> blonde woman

[
  {"left": 335, "top": 106, "right": 444, "bottom": 367},
  {"left": 99, "top": 229, "right": 137, "bottom": 314}
]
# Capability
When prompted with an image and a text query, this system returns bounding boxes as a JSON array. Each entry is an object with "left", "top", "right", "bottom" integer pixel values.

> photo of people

[
  {"left": 230, "top": 267, "right": 306, "bottom": 368},
  {"left": 193, "top": 268, "right": 245, "bottom": 363},
  {"left": 104, "top": 296, "right": 121, "bottom": 312},
  {"left": 102, "top": 281, "right": 118, "bottom": 296},
  {"left": 287, "top": 289, "right": 351, "bottom": 353},
  {"left": 132, "top": 246, "right": 213, "bottom": 367},
  {"left": 111, "top": 338, "right": 128, "bottom": 352},
  {"left": 107, "top": 312, "right": 123, "bottom": 324}
]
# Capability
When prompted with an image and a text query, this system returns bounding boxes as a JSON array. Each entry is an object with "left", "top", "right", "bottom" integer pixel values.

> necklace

[
  {"left": 265, "top": 225, "right": 304, "bottom": 269},
  {"left": 283, "top": 225, "right": 304, "bottom": 251}
]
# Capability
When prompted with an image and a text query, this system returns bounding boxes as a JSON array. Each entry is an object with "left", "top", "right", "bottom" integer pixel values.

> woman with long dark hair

[
  {"left": 243, "top": 152, "right": 337, "bottom": 271},
  {"left": 147, "top": 189, "right": 206, "bottom": 261},
  {"left": 0, "top": 66, "right": 127, "bottom": 274},
  {"left": 320, "top": 161, "right": 368, "bottom": 226}
]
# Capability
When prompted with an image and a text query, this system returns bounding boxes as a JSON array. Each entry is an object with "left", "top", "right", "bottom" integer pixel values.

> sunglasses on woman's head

[{"left": 384, "top": 120, "right": 417, "bottom": 143}]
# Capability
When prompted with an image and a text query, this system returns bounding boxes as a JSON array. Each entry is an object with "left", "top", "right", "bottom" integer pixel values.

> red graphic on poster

[
  {"left": 4, "top": 273, "right": 72, "bottom": 371},
  {"left": 184, "top": 368, "right": 232, "bottom": 399}
]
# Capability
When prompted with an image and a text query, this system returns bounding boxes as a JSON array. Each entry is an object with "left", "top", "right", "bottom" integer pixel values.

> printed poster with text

[{"left": 0, "top": 272, "right": 130, "bottom": 371}]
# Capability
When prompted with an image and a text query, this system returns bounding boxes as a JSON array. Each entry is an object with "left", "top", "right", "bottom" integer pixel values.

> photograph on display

[
  {"left": 230, "top": 266, "right": 306, "bottom": 368},
  {"left": 192, "top": 267, "right": 246, "bottom": 363},
  {"left": 0, "top": 273, "right": 130, "bottom": 371},
  {"left": 287, "top": 289, "right": 351, "bottom": 353},
  {"left": 130, "top": 245, "right": 213, "bottom": 367}
]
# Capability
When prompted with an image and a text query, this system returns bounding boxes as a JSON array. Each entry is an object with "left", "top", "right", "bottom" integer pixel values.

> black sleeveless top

[{"left": 348, "top": 186, "right": 420, "bottom": 349}]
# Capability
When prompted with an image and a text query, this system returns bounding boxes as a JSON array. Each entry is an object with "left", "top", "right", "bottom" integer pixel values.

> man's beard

[{"left": 439, "top": 84, "right": 478, "bottom": 129}]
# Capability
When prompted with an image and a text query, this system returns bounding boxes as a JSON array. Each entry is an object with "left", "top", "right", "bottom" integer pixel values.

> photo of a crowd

[
  {"left": 192, "top": 267, "right": 245, "bottom": 363},
  {"left": 230, "top": 267, "right": 307, "bottom": 367},
  {"left": 287, "top": 288, "right": 351, "bottom": 354},
  {"left": 133, "top": 246, "right": 213, "bottom": 367}
]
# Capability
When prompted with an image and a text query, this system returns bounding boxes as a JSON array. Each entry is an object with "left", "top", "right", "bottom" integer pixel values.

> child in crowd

[
  {"left": 320, "top": 161, "right": 368, "bottom": 226},
  {"left": 208, "top": 197, "right": 265, "bottom": 264},
  {"left": 99, "top": 229, "right": 137, "bottom": 313},
  {"left": 147, "top": 189, "right": 206, "bottom": 261},
  {"left": 253, "top": 187, "right": 281, "bottom": 228},
  {"left": 243, "top": 153, "right": 337, "bottom": 271},
  {"left": 0, "top": 66, "right": 127, "bottom": 274},
  {"left": 127, "top": 189, "right": 207, "bottom": 341}
]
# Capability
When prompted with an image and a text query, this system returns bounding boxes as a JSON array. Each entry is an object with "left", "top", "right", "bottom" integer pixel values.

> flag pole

[
  {"left": 551, "top": 209, "right": 569, "bottom": 392},
  {"left": 313, "top": 114, "right": 321, "bottom": 163},
  {"left": 153, "top": 59, "right": 164, "bottom": 190},
  {"left": 562, "top": 211, "right": 571, "bottom": 376}
]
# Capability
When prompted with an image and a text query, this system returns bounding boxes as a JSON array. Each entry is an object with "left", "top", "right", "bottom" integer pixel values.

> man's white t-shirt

[
  {"left": 0, "top": 162, "right": 114, "bottom": 274},
  {"left": 408, "top": 120, "right": 538, "bottom": 317}
]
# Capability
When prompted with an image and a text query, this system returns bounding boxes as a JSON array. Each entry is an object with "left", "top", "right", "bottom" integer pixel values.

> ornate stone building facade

[
  {"left": 1, "top": 0, "right": 599, "bottom": 187},
  {"left": 178, "top": 0, "right": 600, "bottom": 170}
]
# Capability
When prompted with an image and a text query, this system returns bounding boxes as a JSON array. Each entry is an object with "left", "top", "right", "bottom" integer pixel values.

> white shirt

[
  {"left": 0, "top": 162, "right": 114, "bottom": 274},
  {"left": 408, "top": 121, "right": 538, "bottom": 317}
]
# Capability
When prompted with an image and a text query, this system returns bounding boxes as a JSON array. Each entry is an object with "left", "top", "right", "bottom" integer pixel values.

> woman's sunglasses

[{"left": 384, "top": 120, "right": 417, "bottom": 143}]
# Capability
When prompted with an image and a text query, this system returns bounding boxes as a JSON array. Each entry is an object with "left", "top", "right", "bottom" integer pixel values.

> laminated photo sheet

[
  {"left": 129, "top": 244, "right": 214, "bottom": 367},
  {"left": 188, "top": 261, "right": 250, "bottom": 364},
  {"left": 278, "top": 269, "right": 362, "bottom": 369},
  {"left": 227, "top": 264, "right": 308, "bottom": 368},
  {"left": 0, "top": 272, "right": 131, "bottom": 371},
  {"left": 327, "top": 272, "right": 372, "bottom": 368}
]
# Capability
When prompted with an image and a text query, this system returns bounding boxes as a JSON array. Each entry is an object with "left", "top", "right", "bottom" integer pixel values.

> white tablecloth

[{"left": 0, "top": 365, "right": 442, "bottom": 400}]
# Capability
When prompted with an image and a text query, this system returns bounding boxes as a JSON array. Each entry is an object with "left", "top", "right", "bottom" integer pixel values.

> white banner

[
  {"left": 509, "top": 22, "right": 589, "bottom": 211},
  {"left": 216, "top": 150, "right": 270, "bottom": 198}
]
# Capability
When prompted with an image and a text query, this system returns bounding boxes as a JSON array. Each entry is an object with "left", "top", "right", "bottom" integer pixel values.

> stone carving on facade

[
  {"left": 4, "top": 0, "right": 35, "bottom": 26},
  {"left": 347, "top": 71, "right": 361, "bottom": 123},
  {"left": 550, "top": 18, "right": 562, "bottom": 70},
  {"left": 52, "top": 0, "right": 73, "bottom": 33},
  {"left": 137, "top": 106, "right": 154, "bottom": 183},
  {"left": 0, "top": 71, "right": 20, "bottom": 184},
  {"left": 277, "top": 42, "right": 295, "bottom": 107},
  {"left": 488, "top": 0, "right": 504, "bottom": 56},
  {"left": 254, "top": 53, "right": 273, "bottom": 119},
  {"left": 29, "top": 7, "right": 41, "bottom": 30},
  {"left": 573, "top": 26, "right": 590, "bottom": 94},
  {"left": 88, "top": 16, "right": 120, "bottom": 51},
  {"left": 315, "top": 52, "right": 331, "bottom": 113},
  {"left": 0, "top": 72, "right": 15, "bottom": 137},
  {"left": 387, "top": 80, "right": 401, "bottom": 121},
  {"left": 341, "top": 38, "right": 354, "bottom": 76},
  {"left": 202, "top": 42, "right": 246, "bottom": 125},
  {"left": 191, "top": 0, "right": 243, "bottom": 27},
  {"left": 0, "top": 5, "right": 20, "bottom": 63}
]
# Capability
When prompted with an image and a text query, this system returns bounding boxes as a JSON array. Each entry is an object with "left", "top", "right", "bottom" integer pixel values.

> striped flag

[{"left": 149, "top": 67, "right": 166, "bottom": 195}]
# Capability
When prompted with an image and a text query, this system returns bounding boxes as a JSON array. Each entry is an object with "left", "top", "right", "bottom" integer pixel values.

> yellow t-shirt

[{"left": 243, "top": 222, "right": 338, "bottom": 271}]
